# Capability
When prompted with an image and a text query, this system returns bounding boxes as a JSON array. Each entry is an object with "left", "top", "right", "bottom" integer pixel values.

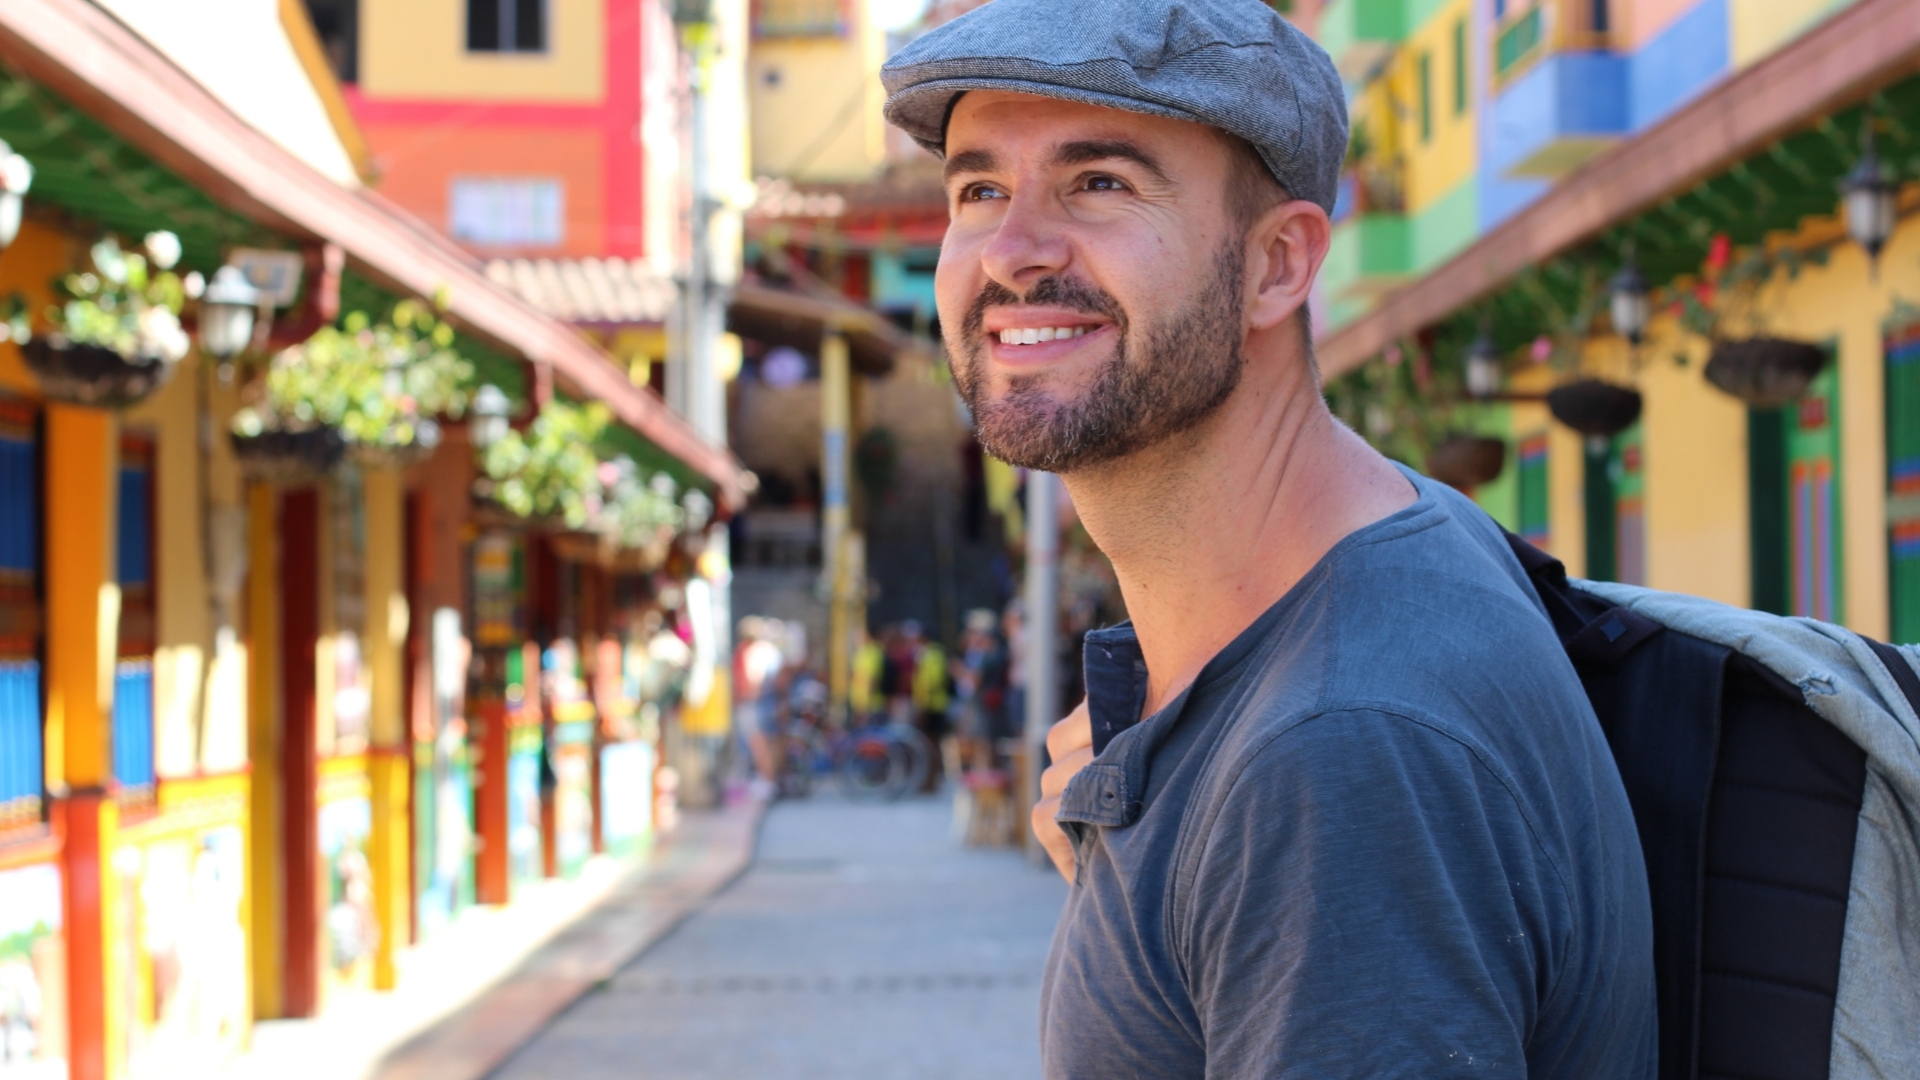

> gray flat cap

[{"left": 882, "top": 0, "right": 1347, "bottom": 213}]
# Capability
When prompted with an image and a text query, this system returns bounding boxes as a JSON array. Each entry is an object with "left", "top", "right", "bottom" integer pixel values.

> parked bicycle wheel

[
  {"left": 889, "top": 721, "right": 933, "bottom": 795},
  {"left": 775, "top": 728, "right": 826, "bottom": 800},
  {"left": 836, "top": 731, "right": 913, "bottom": 801}
]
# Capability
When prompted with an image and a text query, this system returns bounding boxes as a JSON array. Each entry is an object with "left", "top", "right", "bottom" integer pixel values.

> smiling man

[{"left": 881, "top": 1, "right": 1655, "bottom": 1078}]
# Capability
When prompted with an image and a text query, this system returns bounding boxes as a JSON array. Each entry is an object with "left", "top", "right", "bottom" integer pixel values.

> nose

[{"left": 979, "top": 192, "right": 1070, "bottom": 296}]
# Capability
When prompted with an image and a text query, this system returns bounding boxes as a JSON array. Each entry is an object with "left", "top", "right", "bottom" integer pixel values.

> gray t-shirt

[{"left": 1041, "top": 471, "right": 1655, "bottom": 1079}]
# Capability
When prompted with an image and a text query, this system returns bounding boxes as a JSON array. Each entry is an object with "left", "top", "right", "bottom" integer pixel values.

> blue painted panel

[
  {"left": 0, "top": 660, "right": 40, "bottom": 808},
  {"left": 0, "top": 436, "right": 34, "bottom": 574},
  {"left": 1629, "top": 0, "right": 1730, "bottom": 131},
  {"left": 112, "top": 660, "right": 154, "bottom": 789},
  {"left": 117, "top": 465, "right": 151, "bottom": 587},
  {"left": 870, "top": 251, "right": 940, "bottom": 318},
  {"left": 1487, "top": 52, "right": 1630, "bottom": 178}
]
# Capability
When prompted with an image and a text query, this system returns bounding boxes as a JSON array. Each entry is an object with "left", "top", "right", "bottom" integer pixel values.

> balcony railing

[
  {"left": 1494, "top": 0, "right": 1615, "bottom": 85},
  {"left": 753, "top": 0, "right": 847, "bottom": 38}
]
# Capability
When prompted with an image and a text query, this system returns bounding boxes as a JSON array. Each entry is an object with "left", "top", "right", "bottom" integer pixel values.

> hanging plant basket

[
  {"left": 350, "top": 420, "right": 443, "bottom": 471},
  {"left": 21, "top": 338, "right": 177, "bottom": 409},
  {"left": 1546, "top": 379, "right": 1643, "bottom": 438},
  {"left": 1704, "top": 336, "right": 1829, "bottom": 408},
  {"left": 230, "top": 427, "right": 346, "bottom": 483},
  {"left": 1425, "top": 434, "right": 1506, "bottom": 490}
]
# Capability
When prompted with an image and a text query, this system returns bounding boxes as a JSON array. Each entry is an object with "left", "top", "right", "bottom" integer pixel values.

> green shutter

[
  {"left": 1888, "top": 329, "right": 1920, "bottom": 642},
  {"left": 1452, "top": 19, "right": 1468, "bottom": 115},
  {"left": 1584, "top": 436, "right": 1617, "bottom": 582},
  {"left": 1517, "top": 433, "right": 1550, "bottom": 545},
  {"left": 1418, "top": 52, "right": 1433, "bottom": 143},
  {"left": 1748, "top": 405, "right": 1788, "bottom": 615},
  {"left": 1786, "top": 363, "right": 1843, "bottom": 622}
]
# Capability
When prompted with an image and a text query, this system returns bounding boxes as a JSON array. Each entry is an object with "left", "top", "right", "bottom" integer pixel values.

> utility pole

[{"left": 1023, "top": 469, "right": 1060, "bottom": 865}]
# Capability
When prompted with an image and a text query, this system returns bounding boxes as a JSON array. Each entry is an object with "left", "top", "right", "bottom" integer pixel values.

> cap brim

[{"left": 884, "top": 76, "right": 1202, "bottom": 159}]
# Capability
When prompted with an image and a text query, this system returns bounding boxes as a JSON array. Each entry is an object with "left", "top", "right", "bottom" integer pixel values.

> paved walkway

[
  {"left": 220, "top": 802, "right": 763, "bottom": 1080},
  {"left": 491, "top": 792, "right": 1068, "bottom": 1080}
]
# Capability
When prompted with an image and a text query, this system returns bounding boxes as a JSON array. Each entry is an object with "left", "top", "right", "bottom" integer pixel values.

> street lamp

[
  {"left": 470, "top": 384, "right": 511, "bottom": 449},
  {"left": 199, "top": 266, "right": 262, "bottom": 361},
  {"left": 1609, "top": 252, "right": 1650, "bottom": 345},
  {"left": 1465, "top": 330, "right": 1502, "bottom": 399},
  {"left": 0, "top": 142, "right": 33, "bottom": 251},
  {"left": 1841, "top": 119, "right": 1898, "bottom": 266}
]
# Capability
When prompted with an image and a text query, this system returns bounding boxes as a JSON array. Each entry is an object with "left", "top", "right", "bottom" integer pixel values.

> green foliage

[
  {"left": 233, "top": 300, "right": 473, "bottom": 448},
  {"left": 48, "top": 233, "right": 191, "bottom": 361},
  {"left": 480, "top": 399, "right": 689, "bottom": 543},
  {"left": 480, "top": 399, "right": 611, "bottom": 528},
  {"left": 1323, "top": 341, "right": 1467, "bottom": 471}
]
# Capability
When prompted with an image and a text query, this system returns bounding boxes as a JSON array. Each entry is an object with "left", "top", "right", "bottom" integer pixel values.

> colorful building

[
  {"left": 1315, "top": 0, "right": 1920, "bottom": 646},
  {"left": 0, "top": 2, "right": 743, "bottom": 1078}
]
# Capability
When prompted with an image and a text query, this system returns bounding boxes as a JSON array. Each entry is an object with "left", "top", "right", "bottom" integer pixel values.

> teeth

[{"left": 997, "top": 327, "right": 1091, "bottom": 345}]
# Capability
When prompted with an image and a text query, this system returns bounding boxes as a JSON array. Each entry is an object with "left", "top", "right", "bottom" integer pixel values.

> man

[{"left": 881, "top": 2, "right": 1656, "bottom": 1077}]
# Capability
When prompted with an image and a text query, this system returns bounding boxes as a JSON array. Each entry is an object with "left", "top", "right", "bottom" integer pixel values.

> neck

[{"left": 1062, "top": 345, "right": 1415, "bottom": 717}]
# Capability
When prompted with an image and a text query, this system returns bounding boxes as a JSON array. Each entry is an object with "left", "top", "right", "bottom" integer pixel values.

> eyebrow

[
  {"left": 1050, "top": 139, "right": 1169, "bottom": 183},
  {"left": 942, "top": 139, "right": 1171, "bottom": 185},
  {"left": 944, "top": 149, "right": 998, "bottom": 181}
]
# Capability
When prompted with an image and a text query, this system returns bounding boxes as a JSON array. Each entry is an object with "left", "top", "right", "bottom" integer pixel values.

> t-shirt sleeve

[{"left": 1185, "top": 708, "right": 1568, "bottom": 1080}]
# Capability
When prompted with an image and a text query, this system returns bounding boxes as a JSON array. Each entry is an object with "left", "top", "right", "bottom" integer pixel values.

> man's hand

[{"left": 1032, "top": 701, "right": 1091, "bottom": 883}]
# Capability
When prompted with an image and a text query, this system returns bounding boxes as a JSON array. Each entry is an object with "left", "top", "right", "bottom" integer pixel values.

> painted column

[
  {"left": 279, "top": 490, "right": 322, "bottom": 1018},
  {"left": 821, "top": 329, "right": 851, "bottom": 713},
  {"left": 45, "top": 404, "right": 118, "bottom": 1080},
  {"left": 244, "top": 482, "right": 281, "bottom": 1019},
  {"left": 361, "top": 467, "right": 408, "bottom": 989}
]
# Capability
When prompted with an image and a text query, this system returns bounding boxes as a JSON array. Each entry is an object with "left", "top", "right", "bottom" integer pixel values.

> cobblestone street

[{"left": 491, "top": 794, "right": 1068, "bottom": 1080}]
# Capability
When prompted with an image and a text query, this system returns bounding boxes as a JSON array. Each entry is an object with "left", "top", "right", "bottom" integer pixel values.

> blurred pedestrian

[
  {"left": 733, "top": 617, "right": 783, "bottom": 798},
  {"left": 907, "top": 622, "right": 951, "bottom": 792}
]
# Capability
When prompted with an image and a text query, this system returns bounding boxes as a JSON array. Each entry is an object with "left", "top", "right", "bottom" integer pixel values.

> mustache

[{"left": 959, "top": 275, "right": 1127, "bottom": 344}]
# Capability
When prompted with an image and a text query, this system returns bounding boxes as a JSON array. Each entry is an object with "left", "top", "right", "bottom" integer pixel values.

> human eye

[
  {"left": 1078, "top": 173, "right": 1130, "bottom": 193},
  {"left": 955, "top": 182, "right": 1006, "bottom": 204}
]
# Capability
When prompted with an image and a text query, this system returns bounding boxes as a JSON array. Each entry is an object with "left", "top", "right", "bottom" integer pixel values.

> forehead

[{"left": 944, "top": 90, "right": 1227, "bottom": 165}]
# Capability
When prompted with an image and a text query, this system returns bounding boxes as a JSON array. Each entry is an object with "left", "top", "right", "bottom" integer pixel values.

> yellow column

[
  {"left": 45, "top": 405, "right": 122, "bottom": 1080},
  {"left": 820, "top": 329, "right": 852, "bottom": 711},
  {"left": 361, "top": 467, "right": 409, "bottom": 990},
  {"left": 1838, "top": 290, "right": 1890, "bottom": 639},
  {"left": 245, "top": 482, "right": 282, "bottom": 1020}
]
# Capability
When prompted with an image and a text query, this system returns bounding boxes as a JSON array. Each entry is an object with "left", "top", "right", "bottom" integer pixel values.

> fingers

[
  {"left": 1039, "top": 745, "right": 1091, "bottom": 800},
  {"left": 1045, "top": 700, "right": 1091, "bottom": 761},
  {"left": 1031, "top": 794, "right": 1077, "bottom": 884}
]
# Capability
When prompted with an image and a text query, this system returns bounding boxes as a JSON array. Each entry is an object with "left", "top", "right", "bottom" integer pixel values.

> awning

[
  {"left": 1316, "top": 0, "right": 1920, "bottom": 378},
  {"left": 0, "top": 0, "right": 749, "bottom": 508},
  {"left": 484, "top": 258, "right": 678, "bottom": 326}
]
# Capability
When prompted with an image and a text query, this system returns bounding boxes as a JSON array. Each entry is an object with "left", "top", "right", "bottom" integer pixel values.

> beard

[{"left": 950, "top": 240, "right": 1247, "bottom": 473}]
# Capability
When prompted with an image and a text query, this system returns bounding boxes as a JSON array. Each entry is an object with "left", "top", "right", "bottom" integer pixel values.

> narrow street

[{"left": 491, "top": 794, "right": 1068, "bottom": 1080}]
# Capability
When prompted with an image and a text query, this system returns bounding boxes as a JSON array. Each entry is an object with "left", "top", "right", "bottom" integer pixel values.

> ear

[{"left": 1245, "top": 201, "right": 1331, "bottom": 333}]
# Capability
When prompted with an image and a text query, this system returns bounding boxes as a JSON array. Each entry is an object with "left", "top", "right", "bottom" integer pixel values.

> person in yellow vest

[
  {"left": 850, "top": 628, "right": 884, "bottom": 723},
  {"left": 909, "top": 623, "right": 952, "bottom": 793}
]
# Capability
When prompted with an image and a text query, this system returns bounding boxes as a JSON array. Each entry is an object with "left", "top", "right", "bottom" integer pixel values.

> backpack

[{"left": 1505, "top": 534, "right": 1920, "bottom": 1080}]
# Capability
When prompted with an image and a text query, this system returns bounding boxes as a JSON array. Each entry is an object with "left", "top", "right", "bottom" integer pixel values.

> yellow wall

[
  {"left": 1729, "top": 0, "right": 1856, "bottom": 68},
  {"left": 748, "top": 26, "right": 887, "bottom": 182},
  {"left": 1392, "top": 0, "right": 1476, "bottom": 215},
  {"left": 360, "top": 0, "right": 605, "bottom": 103},
  {"left": 1636, "top": 332, "right": 1751, "bottom": 607}
]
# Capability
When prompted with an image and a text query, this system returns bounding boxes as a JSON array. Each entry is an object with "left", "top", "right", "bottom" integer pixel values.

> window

[
  {"left": 449, "top": 177, "right": 565, "bottom": 247},
  {"left": 0, "top": 396, "right": 40, "bottom": 831},
  {"left": 113, "top": 434, "right": 156, "bottom": 797},
  {"left": 1417, "top": 52, "right": 1433, "bottom": 143},
  {"left": 1451, "top": 19, "right": 1468, "bottom": 116},
  {"left": 753, "top": 0, "right": 846, "bottom": 38},
  {"left": 1591, "top": 0, "right": 1611, "bottom": 34},
  {"left": 301, "top": 0, "right": 359, "bottom": 82},
  {"left": 467, "top": 0, "right": 546, "bottom": 53}
]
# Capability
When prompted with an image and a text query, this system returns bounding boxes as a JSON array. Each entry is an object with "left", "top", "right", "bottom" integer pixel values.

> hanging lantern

[
  {"left": 1465, "top": 331, "right": 1501, "bottom": 399},
  {"left": 198, "top": 266, "right": 261, "bottom": 360},
  {"left": 1841, "top": 119, "right": 1898, "bottom": 264},
  {"left": 0, "top": 142, "right": 33, "bottom": 251},
  {"left": 470, "top": 384, "right": 511, "bottom": 449},
  {"left": 1609, "top": 254, "right": 1650, "bottom": 345}
]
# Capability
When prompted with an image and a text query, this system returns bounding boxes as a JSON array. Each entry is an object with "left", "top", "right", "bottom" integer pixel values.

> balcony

[
  {"left": 753, "top": 0, "right": 847, "bottom": 39},
  {"left": 1316, "top": 0, "right": 1406, "bottom": 83},
  {"left": 1489, "top": 0, "right": 1627, "bottom": 180}
]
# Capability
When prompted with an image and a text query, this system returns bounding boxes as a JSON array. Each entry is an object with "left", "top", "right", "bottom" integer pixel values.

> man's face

[{"left": 937, "top": 92, "right": 1250, "bottom": 473}]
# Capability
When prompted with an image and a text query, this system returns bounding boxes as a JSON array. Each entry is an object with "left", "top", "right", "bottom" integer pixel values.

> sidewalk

[{"left": 218, "top": 800, "right": 765, "bottom": 1080}]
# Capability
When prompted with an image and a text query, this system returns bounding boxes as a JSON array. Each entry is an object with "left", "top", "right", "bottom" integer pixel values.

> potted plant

[
  {"left": 23, "top": 233, "right": 192, "bottom": 408},
  {"left": 476, "top": 399, "right": 610, "bottom": 529},
  {"left": 1703, "top": 338, "right": 1829, "bottom": 409},
  {"left": 1669, "top": 240, "right": 1831, "bottom": 407},
  {"left": 1546, "top": 379, "right": 1643, "bottom": 438},
  {"left": 1424, "top": 434, "right": 1506, "bottom": 491},
  {"left": 231, "top": 300, "right": 473, "bottom": 475}
]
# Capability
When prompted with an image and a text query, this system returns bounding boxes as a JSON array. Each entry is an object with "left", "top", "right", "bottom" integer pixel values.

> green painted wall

[{"left": 1410, "top": 176, "right": 1479, "bottom": 271}]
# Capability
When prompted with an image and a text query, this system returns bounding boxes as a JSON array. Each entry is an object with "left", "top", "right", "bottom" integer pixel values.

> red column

[{"left": 280, "top": 489, "right": 322, "bottom": 1018}]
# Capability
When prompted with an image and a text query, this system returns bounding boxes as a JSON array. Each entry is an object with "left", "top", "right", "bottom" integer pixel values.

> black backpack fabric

[{"left": 1504, "top": 535, "right": 1912, "bottom": 1080}]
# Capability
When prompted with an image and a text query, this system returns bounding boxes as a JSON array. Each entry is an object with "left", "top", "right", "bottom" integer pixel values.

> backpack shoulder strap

[{"left": 1863, "top": 637, "right": 1920, "bottom": 718}]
